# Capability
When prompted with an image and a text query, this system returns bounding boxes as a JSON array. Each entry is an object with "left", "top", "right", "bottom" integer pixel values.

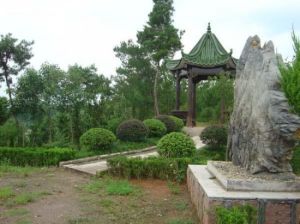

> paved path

[
  {"left": 63, "top": 150, "right": 158, "bottom": 175},
  {"left": 63, "top": 127, "right": 206, "bottom": 176}
]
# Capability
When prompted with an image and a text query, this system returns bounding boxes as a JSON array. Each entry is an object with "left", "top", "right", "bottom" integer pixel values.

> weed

[
  {"left": 68, "top": 217, "right": 92, "bottom": 224},
  {"left": 167, "top": 181, "right": 181, "bottom": 194},
  {"left": 100, "top": 199, "right": 114, "bottom": 208},
  {"left": 82, "top": 179, "right": 104, "bottom": 193},
  {"left": 106, "top": 179, "right": 137, "bottom": 196},
  {"left": 0, "top": 186, "right": 14, "bottom": 200},
  {"left": 167, "top": 219, "right": 194, "bottom": 224},
  {"left": 4, "top": 208, "right": 29, "bottom": 217},
  {"left": 174, "top": 201, "right": 188, "bottom": 211}
]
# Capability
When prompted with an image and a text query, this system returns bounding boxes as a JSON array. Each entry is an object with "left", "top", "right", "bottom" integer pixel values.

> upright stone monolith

[{"left": 227, "top": 35, "right": 300, "bottom": 174}]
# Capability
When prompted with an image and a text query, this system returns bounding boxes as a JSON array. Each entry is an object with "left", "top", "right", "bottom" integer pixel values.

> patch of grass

[
  {"left": 11, "top": 192, "right": 36, "bottom": 205},
  {"left": 167, "top": 219, "right": 194, "bottom": 224},
  {"left": 68, "top": 217, "right": 92, "bottom": 224},
  {"left": 100, "top": 199, "right": 114, "bottom": 208},
  {"left": 292, "top": 146, "right": 300, "bottom": 175},
  {"left": 167, "top": 181, "right": 181, "bottom": 195},
  {"left": 0, "top": 162, "right": 41, "bottom": 177},
  {"left": 82, "top": 179, "right": 104, "bottom": 193},
  {"left": 194, "top": 146, "right": 226, "bottom": 163},
  {"left": 105, "top": 179, "right": 137, "bottom": 196},
  {"left": 15, "top": 182, "right": 27, "bottom": 188},
  {"left": 0, "top": 186, "right": 14, "bottom": 200},
  {"left": 16, "top": 220, "right": 32, "bottom": 224},
  {"left": 4, "top": 208, "right": 29, "bottom": 217},
  {"left": 174, "top": 201, "right": 188, "bottom": 211}
]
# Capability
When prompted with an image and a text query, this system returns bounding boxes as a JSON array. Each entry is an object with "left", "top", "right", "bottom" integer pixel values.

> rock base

[{"left": 187, "top": 165, "right": 300, "bottom": 224}]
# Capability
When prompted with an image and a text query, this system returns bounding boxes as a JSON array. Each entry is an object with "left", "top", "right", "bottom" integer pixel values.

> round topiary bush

[
  {"left": 106, "top": 117, "right": 124, "bottom": 134},
  {"left": 80, "top": 128, "right": 116, "bottom": 151},
  {"left": 155, "top": 115, "right": 177, "bottom": 133},
  {"left": 143, "top": 119, "right": 167, "bottom": 137},
  {"left": 169, "top": 115, "right": 184, "bottom": 131},
  {"left": 200, "top": 125, "right": 228, "bottom": 147},
  {"left": 157, "top": 132, "right": 196, "bottom": 158},
  {"left": 116, "top": 119, "right": 149, "bottom": 142}
]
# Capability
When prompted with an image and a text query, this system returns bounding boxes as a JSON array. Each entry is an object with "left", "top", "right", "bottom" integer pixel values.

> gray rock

[{"left": 228, "top": 36, "right": 300, "bottom": 174}]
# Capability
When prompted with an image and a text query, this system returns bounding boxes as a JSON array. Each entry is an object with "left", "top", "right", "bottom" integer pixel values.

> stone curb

[{"left": 59, "top": 145, "right": 157, "bottom": 166}]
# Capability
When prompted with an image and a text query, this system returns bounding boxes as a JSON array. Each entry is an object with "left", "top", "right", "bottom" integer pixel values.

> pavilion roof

[{"left": 166, "top": 23, "right": 236, "bottom": 71}]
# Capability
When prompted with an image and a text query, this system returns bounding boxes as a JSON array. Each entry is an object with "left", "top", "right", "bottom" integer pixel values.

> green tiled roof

[{"left": 166, "top": 23, "right": 235, "bottom": 70}]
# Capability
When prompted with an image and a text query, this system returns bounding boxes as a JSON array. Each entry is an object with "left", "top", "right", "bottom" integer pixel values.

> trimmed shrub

[
  {"left": 80, "top": 128, "right": 116, "bottom": 151},
  {"left": 169, "top": 115, "right": 184, "bottom": 131},
  {"left": 143, "top": 119, "right": 167, "bottom": 137},
  {"left": 155, "top": 115, "right": 177, "bottom": 133},
  {"left": 200, "top": 125, "right": 227, "bottom": 147},
  {"left": 107, "top": 156, "right": 203, "bottom": 182},
  {"left": 0, "top": 147, "right": 75, "bottom": 166},
  {"left": 157, "top": 132, "right": 196, "bottom": 158},
  {"left": 106, "top": 118, "right": 124, "bottom": 134},
  {"left": 116, "top": 119, "right": 149, "bottom": 142}
]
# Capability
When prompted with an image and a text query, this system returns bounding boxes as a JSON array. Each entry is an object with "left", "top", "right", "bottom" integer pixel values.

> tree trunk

[
  {"left": 4, "top": 72, "right": 18, "bottom": 125},
  {"left": 153, "top": 63, "right": 160, "bottom": 116}
]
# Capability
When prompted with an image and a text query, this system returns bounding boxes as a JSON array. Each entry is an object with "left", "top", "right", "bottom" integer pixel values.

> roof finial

[{"left": 207, "top": 22, "right": 211, "bottom": 32}]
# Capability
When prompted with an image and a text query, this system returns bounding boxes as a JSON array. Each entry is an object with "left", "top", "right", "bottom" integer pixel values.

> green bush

[
  {"left": 116, "top": 119, "right": 149, "bottom": 142},
  {"left": 216, "top": 205, "right": 257, "bottom": 224},
  {"left": 155, "top": 115, "right": 177, "bottom": 133},
  {"left": 0, "top": 147, "right": 75, "bottom": 166},
  {"left": 80, "top": 128, "right": 116, "bottom": 151},
  {"left": 169, "top": 115, "right": 184, "bottom": 131},
  {"left": 143, "top": 119, "right": 167, "bottom": 137},
  {"left": 0, "top": 119, "right": 20, "bottom": 146},
  {"left": 157, "top": 132, "right": 196, "bottom": 158},
  {"left": 200, "top": 125, "right": 227, "bottom": 147},
  {"left": 107, "top": 156, "right": 203, "bottom": 182},
  {"left": 291, "top": 146, "right": 300, "bottom": 175},
  {"left": 106, "top": 118, "right": 124, "bottom": 134}
]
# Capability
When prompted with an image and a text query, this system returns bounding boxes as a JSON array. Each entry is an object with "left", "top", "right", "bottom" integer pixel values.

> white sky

[{"left": 0, "top": 0, "right": 300, "bottom": 95}]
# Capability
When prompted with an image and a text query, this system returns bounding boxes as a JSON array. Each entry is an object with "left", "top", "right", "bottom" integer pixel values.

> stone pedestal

[{"left": 187, "top": 165, "right": 300, "bottom": 224}]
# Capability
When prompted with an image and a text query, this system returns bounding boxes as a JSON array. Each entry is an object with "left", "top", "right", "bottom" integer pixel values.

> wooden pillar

[
  {"left": 175, "top": 72, "right": 181, "bottom": 110},
  {"left": 192, "top": 80, "right": 196, "bottom": 126},
  {"left": 187, "top": 73, "right": 194, "bottom": 127}
]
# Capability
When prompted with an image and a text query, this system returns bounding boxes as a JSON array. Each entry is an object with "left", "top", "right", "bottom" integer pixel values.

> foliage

[
  {"left": 280, "top": 30, "right": 300, "bottom": 116},
  {"left": 197, "top": 75, "right": 234, "bottom": 123},
  {"left": 0, "top": 147, "right": 75, "bottom": 166},
  {"left": 157, "top": 132, "right": 196, "bottom": 158},
  {"left": 106, "top": 117, "right": 124, "bottom": 134},
  {"left": 80, "top": 128, "right": 116, "bottom": 151},
  {"left": 107, "top": 156, "right": 203, "bottom": 182},
  {"left": 292, "top": 146, "right": 300, "bottom": 175},
  {"left": 169, "top": 115, "right": 184, "bottom": 131},
  {"left": 155, "top": 115, "right": 177, "bottom": 133},
  {"left": 143, "top": 118, "right": 167, "bottom": 137},
  {"left": 116, "top": 119, "right": 149, "bottom": 142},
  {"left": 0, "top": 118, "right": 20, "bottom": 147},
  {"left": 215, "top": 205, "right": 257, "bottom": 224},
  {"left": 200, "top": 125, "right": 228, "bottom": 147},
  {"left": 105, "top": 179, "right": 137, "bottom": 196},
  {"left": 0, "top": 97, "right": 9, "bottom": 125}
]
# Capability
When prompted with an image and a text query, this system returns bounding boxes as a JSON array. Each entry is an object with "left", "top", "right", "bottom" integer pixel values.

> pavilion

[{"left": 166, "top": 23, "right": 237, "bottom": 127}]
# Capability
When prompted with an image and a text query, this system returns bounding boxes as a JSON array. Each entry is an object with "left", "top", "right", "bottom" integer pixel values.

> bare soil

[{"left": 0, "top": 168, "right": 199, "bottom": 224}]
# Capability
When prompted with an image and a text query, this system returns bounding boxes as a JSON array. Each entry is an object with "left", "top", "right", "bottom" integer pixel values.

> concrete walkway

[{"left": 62, "top": 127, "right": 206, "bottom": 176}]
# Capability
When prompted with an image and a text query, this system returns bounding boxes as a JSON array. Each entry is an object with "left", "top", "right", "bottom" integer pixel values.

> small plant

[
  {"left": 105, "top": 179, "right": 137, "bottom": 196},
  {"left": 155, "top": 115, "right": 177, "bottom": 133},
  {"left": 143, "top": 119, "right": 167, "bottom": 137},
  {"left": 116, "top": 119, "right": 149, "bottom": 142},
  {"left": 167, "top": 181, "right": 181, "bottom": 194},
  {"left": 169, "top": 115, "right": 184, "bottom": 131},
  {"left": 157, "top": 132, "right": 196, "bottom": 158},
  {"left": 215, "top": 205, "right": 257, "bottom": 224},
  {"left": 200, "top": 125, "right": 228, "bottom": 147},
  {"left": 80, "top": 128, "right": 116, "bottom": 151},
  {"left": 0, "top": 187, "right": 14, "bottom": 200}
]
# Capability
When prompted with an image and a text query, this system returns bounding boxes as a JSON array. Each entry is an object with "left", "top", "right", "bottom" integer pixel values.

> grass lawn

[
  {"left": 74, "top": 137, "right": 159, "bottom": 159},
  {"left": 0, "top": 166, "right": 199, "bottom": 224}
]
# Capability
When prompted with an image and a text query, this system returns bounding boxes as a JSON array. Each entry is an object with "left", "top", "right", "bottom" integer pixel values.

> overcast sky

[{"left": 0, "top": 0, "right": 300, "bottom": 95}]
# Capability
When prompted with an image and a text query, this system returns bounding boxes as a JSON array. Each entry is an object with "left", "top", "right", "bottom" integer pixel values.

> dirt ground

[{"left": 0, "top": 167, "right": 199, "bottom": 224}]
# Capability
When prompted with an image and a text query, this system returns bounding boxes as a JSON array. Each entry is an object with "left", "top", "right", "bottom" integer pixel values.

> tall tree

[
  {"left": 0, "top": 33, "right": 33, "bottom": 122},
  {"left": 137, "top": 0, "right": 183, "bottom": 115}
]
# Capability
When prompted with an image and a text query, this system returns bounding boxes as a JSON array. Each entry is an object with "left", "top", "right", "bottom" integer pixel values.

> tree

[
  {"left": 280, "top": 30, "right": 300, "bottom": 116},
  {"left": 0, "top": 96, "right": 9, "bottom": 125},
  {"left": 137, "top": 0, "right": 183, "bottom": 115},
  {"left": 0, "top": 33, "right": 33, "bottom": 121}
]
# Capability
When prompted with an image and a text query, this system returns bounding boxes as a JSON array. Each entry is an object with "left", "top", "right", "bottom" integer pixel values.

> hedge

[
  {"left": 0, "top": 147, "right": 75, "bottom": 166},
  {"left": 107, "top": 156, "right": 203, "bottom": 182}
]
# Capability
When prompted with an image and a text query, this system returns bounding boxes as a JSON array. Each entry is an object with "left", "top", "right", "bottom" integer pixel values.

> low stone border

[{"left": 59, "top": 146, "right": 157, "bottom": 166}]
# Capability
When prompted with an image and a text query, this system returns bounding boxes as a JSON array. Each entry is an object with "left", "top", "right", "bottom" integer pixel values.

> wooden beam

[{"left": 187, "top": 73, "right": 194, "bottom": 127}]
